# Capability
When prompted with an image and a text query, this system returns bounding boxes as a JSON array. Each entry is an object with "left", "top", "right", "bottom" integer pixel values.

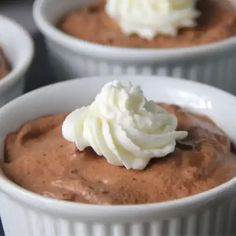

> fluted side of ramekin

[
  {"left": 1, "top": 192, "right": 236, "bottom": 236},
  {"left": 47, "top": 39, "right": 236, "bottom": 94}
]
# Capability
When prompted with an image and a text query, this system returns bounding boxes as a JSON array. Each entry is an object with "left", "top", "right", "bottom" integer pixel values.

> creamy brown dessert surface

[
  {"left": 3, "top": 104, "right": 236, "bottom": 204},
  {"left": 0, "top": 47, "right": 10, "bottom": 79},
  {"left": 58, "top": 0, "right": 236, "bottom": 48}
]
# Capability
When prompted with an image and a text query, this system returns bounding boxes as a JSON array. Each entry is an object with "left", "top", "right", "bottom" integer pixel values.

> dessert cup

[
  {"left": 33, "top": 0, "right": 236, "bottom": 94},
  {"left": 0, "top": 15, "right": 34, "bottom": 106},
  {"left": 0, "top": 75, "right": 236, "bottom": 236}
]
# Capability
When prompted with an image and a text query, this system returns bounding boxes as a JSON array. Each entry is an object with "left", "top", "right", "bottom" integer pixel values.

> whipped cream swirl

[
  {"left": 105, "top": 0, "right": 200, "bottom": 39},
  {"left": 62, "top": 81, "right": 187, "bottom": 170}
]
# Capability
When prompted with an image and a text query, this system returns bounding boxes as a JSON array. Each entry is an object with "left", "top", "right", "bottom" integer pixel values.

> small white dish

[
  {"left": 34, "top": 0, "right": 236, "bottom": 94},
  {"left": 0, "top": 75, "right": 236, "bottom": 236},
  {"left": 0, "top": 15, "right": 34, "bottom": 107}
]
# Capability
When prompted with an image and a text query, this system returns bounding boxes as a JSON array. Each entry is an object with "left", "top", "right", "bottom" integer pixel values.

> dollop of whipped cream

[
  {"left": 105, "top": 0, "right": 200, "bottom": 39},
  {"left": 62, "top": 81, "right": 188, "bottom": 170}
]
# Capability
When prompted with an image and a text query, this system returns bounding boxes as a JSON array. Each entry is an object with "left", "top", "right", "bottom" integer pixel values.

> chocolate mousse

[
  {"left": 0, "top": 47, "right": 10, "bottom": 79},
  {"left": 58, "top": 0, "right": 236, "bottom": 48},
  {"left": 3, "top": 104, "right": 236, "bottom": 204}
]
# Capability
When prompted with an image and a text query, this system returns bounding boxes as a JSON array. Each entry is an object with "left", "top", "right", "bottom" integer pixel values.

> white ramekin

[
  {"left": 0, "top": 76, "right": 236, "bottom": 236},
  {"left": 33, "top": 0, "right": 236, "bottom": 94},
  {"left": 0, "top": 15, "right": 34, "bottom": 107}
]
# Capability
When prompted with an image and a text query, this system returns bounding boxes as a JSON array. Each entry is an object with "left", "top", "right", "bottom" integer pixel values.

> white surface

[
  {"left": 33, "top": 0, "right": 236, "bottom": 94},
  {"left": 0, "top": 15, "right": 34, "bottom": 106},
  {"left": 0, "top": 76, "right": 236, "bottom": 236}
]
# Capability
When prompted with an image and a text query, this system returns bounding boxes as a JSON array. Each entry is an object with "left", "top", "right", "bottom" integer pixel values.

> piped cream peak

[
  {"left": 105, "top": 0, "right": 200, "bottom": 39},
  {"left": 62, "top": 80, "right": 188, "bottom": 170}
]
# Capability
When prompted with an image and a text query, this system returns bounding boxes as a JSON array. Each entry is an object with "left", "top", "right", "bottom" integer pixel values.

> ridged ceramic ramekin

[
  {"left": 0, "top": 76, "right": 236, "bottom": 236},
  {"left": 33, "top": 0, "right": 236, "bottom": 94},
  {"left": 0, "top": 15, "right": 33, "bottom": 106}
]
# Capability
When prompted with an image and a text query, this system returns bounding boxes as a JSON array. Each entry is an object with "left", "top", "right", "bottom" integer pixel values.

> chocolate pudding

[
  {"left": 58, "top": 0, "right": 236, "bottom": 48},
  {"left": 3, "top": 104, "right": 236, "bottom": 204},
  {"left": 0, "top": 47, "right": 10, "bottom": 79}
]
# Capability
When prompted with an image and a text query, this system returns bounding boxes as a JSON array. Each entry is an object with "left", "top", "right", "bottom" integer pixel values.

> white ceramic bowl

[
  {"left": 0, "top": 75, "right": 236, "bottom": 236},
  {"left": 0, "top": 15, "right": 34, "bottom": 106},
  {"left": 33, "top": 0, "right": 236, "bottom": 94}
]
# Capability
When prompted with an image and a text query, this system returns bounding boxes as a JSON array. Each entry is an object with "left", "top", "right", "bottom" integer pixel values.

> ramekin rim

[
  {"left": 0, "top": 75, "right": 236, "bottom": 215},
  {"left": 0, "top": 15, "right": 34, "bottom": 90},
  {"left": 33, "top": 0, "right": 236, "bottom": 60}
]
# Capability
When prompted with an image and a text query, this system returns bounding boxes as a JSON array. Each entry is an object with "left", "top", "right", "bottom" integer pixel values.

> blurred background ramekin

[
  {"left": 0, "top": 76, "right": 236, "bottom": 236},
  {"left": 0, "top": 15, "right": 33, "bottom": 106},
  {"left": 33, "top": 0, "right": 236, "bottom": 94}
]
